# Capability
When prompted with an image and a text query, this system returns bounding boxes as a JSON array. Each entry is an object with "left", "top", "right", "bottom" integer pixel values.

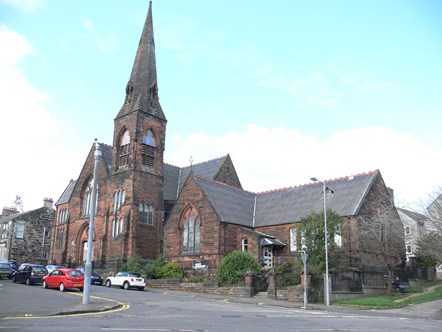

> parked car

[
  {"left": 0, "top": 262, "right": 13, "bottom": 279},
  {"left": 75, "top": 266, "right": 104, "bottom": 285},
  {"left": 46, "top": 265, "right": 65, "bottom": 274},
  {"left": 105, "top": 271, "right": 145, "bottom": 290},
  {"left": 12, "top": 263, "right": 48, "bottom": 285},
  {"left": 42, "top": 268, "right": 84, "bottom": 292},
  {"left": 0, "top": 259, "right": 18, "bottom": 271}
]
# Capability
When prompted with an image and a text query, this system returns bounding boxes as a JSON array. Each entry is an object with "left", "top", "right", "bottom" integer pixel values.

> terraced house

[{"left": 49, "top": 2, "right": 405, "bottom": 288}]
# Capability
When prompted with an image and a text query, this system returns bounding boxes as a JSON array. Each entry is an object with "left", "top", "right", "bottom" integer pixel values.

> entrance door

[{"left": 262, "top": 247, "right": 273, "bottom": 267}]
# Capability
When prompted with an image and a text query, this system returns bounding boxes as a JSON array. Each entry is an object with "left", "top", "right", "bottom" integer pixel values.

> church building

[{"left": 49, "top": 2, "right": 405, "bottom": 278}]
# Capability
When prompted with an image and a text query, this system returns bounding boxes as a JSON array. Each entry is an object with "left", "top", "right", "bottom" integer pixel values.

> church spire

[{"left": 117, "top": 1, "right": 165, "bottom": 120}]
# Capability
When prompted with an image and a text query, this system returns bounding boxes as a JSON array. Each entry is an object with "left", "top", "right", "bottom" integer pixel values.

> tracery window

[
  {"left": 139, "top": 203, "right": 154, "bottom": 225},
  {"left": 113, "top": 190, "right": 126, "bottom": 211},
  {"left": 119, "top": 130, "right": 130, "bottom": 168},
  {"left": 112, "top": 218, "right": 124, "bottom": 238},
  {"left": 182, "top": 207, "right": 201, "bottom": 253},
  {"left": 290, "top": 228, "right": 297, "bottom": 252},
  {"left": 82, "top": 178, "right": 98, "bottom": 216},
  {"left": 58, "top": 208, "right": 68, "bottom": 224},
  {"left": 141, "top": 130, "right": 156, "bottom": 167},
  {"left": 56, "top": 228, "right": 64, "bottom": 245}
]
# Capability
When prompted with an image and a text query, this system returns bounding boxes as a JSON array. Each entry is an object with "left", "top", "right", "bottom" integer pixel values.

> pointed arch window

[
  {"left": 182, "top": 207, "right": 201, "bottom": 253},
  {"left": 113, "top": 189, "right": 126, "bottom": 211},
  {"left": 82, "top": 178, "right": 98, "bottom": 216},
  {"left": 141, "top": 130, "right": 156, "bottom": 167},
  {"left": 112, "top": 218, "right": 124, "bottom": 239},
  {"left": 119, "top": 130, "right": 130, "bottom": 168},
  {"left": 139, "top": 203, "right": 154, "bottom": 225}
]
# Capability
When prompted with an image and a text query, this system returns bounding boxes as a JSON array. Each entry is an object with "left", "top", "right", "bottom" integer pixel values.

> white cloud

[
  {"left": 0, "top": 26, "right": 83, "bottom": 211},
  {"left": 165, "top": 124, "right": 442, "bottom": 210},
  {"left": 81, "top": 18, "right": 119, "bottom": 54},
  {"left": 1, "top": 0, "right": 46, "bottom": 12}
]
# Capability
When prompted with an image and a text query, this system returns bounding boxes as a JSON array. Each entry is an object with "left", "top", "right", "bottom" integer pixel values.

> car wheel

[
  {"left": 105, "top": 280, "right": 111, "bottom": 287},
  {"left": 59, "top": 283, "right": 65, "bottom": 292},
  {"left": 79, "top": 288, "right": 83, "bottom": 292},
  {"left": 25, "top": 277, "right": 31, "bottom": 285},
  {"left": 12, "top": 276, "right": 16, "bottom": 283},
  {"left": 43, "top": 281, "right": 48, "bottom": 289},
  {"left": 137, "top": 287, "right": 144, "bottom": 291},
  {"left": 123, "top": 281, "right": 130, "bottom": 290}
]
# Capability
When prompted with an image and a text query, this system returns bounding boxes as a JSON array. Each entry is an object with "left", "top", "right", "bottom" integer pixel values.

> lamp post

[
  {"left": 300, "top": 249, "right": 308, "bottom": 308},
  {"left": 83, "top": 139, "right": 101, "bottom": 304},
  {"left": 310, "top": 177, "right": 333, "bottom": 306}
]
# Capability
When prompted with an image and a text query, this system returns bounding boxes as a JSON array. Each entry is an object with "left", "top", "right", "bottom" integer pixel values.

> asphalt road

[{"left": 1, "top": 279, "right": 442, "bottom": 332}]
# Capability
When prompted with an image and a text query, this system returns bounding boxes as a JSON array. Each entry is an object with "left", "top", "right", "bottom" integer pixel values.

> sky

[{"left": 1, "top": 0, "right": 442, "bottom": 213}]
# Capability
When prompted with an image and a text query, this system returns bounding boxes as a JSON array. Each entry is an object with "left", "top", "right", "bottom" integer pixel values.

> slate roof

[
  {"left": 164, "top": 156, "right": 227, "bottom": 201},
  {"left": 397, "top": 208, "right": 426, "bottom": 222},
  {"left": 195, "top": 170, "right": 380, "bottom": 227},
  {"left": 56, "top": 180, "right": 77, "bottom": 205}
]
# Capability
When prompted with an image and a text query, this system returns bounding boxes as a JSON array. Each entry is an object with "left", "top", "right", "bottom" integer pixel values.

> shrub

[
  {"left": 144, "top": 256, "right": 166, "bottom": 279},
  {"left": 275, "top": 259, "right": 302, "bottom": 287},
  {"left": 217, "top": 251, "right": 261, "bottom": 286},
  {"left": 157, "top": 262, "right": 184, "bottom": 279},
  {"left": 120, "top": 253, "right": 144, "bottom": 275}
]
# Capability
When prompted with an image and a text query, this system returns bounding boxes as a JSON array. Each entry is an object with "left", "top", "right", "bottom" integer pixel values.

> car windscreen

[
  {"left": 33, "top": 267, "right": 47, "bottom": 274},
  {"left": 67, "top": 270, "right": 83, "bottom": 276}
]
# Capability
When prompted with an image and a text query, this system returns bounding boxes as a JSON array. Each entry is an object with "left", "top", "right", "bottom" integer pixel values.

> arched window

[
  {"left": 139, "top": 203, "right": 154, "bottom": 225},
  {"left": 82, "top": 178, "right": 98, "bottom": 216},
  {"left": 182, "top": 207, "right": 201, "bottom": 253},
  {"left": 113, "top": 189, "right": 126, "bottom": 211},
  {"left": 119, "top": 130, "right": 130, "bottom": 168},
  {"left": 141, "top": 130, "right": 156, "bottom": 167},
  {"left": 112, "top": 218, "right": 124, "bottom": 239}
]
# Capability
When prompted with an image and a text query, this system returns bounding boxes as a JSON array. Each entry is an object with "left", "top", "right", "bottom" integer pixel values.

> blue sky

[{"left": 1, "top": 0, "right": 442, "bottom": 212}]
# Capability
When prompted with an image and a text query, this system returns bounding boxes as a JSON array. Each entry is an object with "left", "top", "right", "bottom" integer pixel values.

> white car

[{"left": 105, "top": 271, "right": 145, "bottom": 291}]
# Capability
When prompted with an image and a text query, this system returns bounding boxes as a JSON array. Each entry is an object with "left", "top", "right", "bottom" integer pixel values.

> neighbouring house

[
  {"left": 49, "top": 2, "right": 406, "bottom": 292},
  {"left": 0, "top": 198, "right": 55, "bottom": 265},
  {"left": 396, "top": 208, "right": 427, "bottom": 264}
]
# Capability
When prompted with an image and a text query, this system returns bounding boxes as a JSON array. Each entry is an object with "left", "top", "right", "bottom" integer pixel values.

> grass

[{"left": 335, "top": 282, "right": 442, "bottom": 309}]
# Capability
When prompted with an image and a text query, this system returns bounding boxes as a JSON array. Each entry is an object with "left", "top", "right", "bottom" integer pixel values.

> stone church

[{"left": 49, "top": 2, "right": 405, "bottom": 277}]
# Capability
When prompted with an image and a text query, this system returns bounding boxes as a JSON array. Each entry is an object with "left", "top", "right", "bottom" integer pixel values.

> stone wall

[{"left": 146, "top": 279, "right": 246, "bottom": 297}]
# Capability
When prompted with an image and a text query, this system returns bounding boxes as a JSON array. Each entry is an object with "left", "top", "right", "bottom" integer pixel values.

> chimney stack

[{"left": 43, "top": 198, "right": 54, "bottom": 209}]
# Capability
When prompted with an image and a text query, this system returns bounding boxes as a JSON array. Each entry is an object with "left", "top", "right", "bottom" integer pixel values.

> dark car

[
  {"left": 76, "top": 266, "right": 103, "bottom": 285},
  {"left": 0, "top": 259, "right": 18, "bottom": 271},
  {"left": 0, "top": 262, "right": 13, "bottom": 279},
  {"left": 12, "top": 263, "right": 48, "bottom": 285}
]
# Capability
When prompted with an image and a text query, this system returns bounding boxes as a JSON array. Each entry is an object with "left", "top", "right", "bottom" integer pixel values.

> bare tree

[{"left": 357, "top": 196, "right": 405, "bottom": 294}]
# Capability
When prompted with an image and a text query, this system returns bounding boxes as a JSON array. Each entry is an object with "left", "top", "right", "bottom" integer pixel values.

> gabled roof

[
  {"left": 56, "top": 180, "right": 77, "bottom": 205},
  {"left": 193, "top": 170, "right": 380, "bottom": 227},
  {"left": 397, "top": 208, "right": 426, "bottom": 222},
  {"left": 164, "top": 156, "right": 228, "bottom": 201}
]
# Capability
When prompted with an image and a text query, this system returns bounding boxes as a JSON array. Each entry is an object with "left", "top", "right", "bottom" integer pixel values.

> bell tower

[{"left": 108, "top": 1, "right": 166, "bottom": 263}]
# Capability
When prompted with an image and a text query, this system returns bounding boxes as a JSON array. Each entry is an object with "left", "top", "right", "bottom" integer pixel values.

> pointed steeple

[{"left": 116, "top": 1, "right": 165, "bottom": 120}]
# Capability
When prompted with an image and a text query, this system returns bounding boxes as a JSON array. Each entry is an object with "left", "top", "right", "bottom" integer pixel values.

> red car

[{"left": 42, "top": 268, "right": 84, "bottom": 292}]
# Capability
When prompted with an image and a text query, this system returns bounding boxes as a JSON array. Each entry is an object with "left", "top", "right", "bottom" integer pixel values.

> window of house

[
  {"left": 242, "top": 238, "right": 248, "bottom": 252},
  {"left": 82, "top": 178, "right": 98, "bottom": 216},
  {"left": 182, "top": 207, "right": 201, "bottom": 253},
  {"left": 119, "top": 130, "right": 130, "bottom": 168},
  {"left": 139, "top": 203, "right": 154, "bottom": 225},
  {"left": 59, "top": 209, "right": 68, "bottom": 224},
  {"left": 334, "top": 222, "right": 342, "bottom": 248},
  {"left": 141, "top": 130, "right": 156, "bottom": 167},
  {"left": 404, "top": 226, "right": 411, "bottom": 235},
  {"left": 16, "top": 222, "right": 25, "bottom": 239},
  {"left": 56, "top": 228, "right": 64, "bottom": 245},
  {"left": 113, "top": 189, "right": 126, "bottom": 211},
  {"left": 112, "top": 218, "right": 124, "bottom": 239},
  {"left": 1, "top": 224, "right": 8, "bottom": 239},
  {"left": 290, "top": 228, "right": 297, "bottom": 252},
  {"left": 406, "top": 244, "right": 412, "bottom": 254}
]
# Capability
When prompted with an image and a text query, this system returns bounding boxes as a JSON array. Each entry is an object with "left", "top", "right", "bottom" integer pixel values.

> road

[{"left": 0, "top": 280, "right": 441, "bottom": 331}]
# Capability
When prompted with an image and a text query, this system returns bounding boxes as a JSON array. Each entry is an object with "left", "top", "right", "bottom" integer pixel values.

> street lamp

[
  {"left": 310, "top": 177, "right": 334, "bottom": 306},
  {"left": 83, "top": 139, "right": 101, "bottom": 305},
  {"left": 300, "top": 248, "right": 308, "bottom": 309}
]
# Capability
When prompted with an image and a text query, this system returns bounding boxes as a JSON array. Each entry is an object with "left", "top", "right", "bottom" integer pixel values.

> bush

[
  {"left": 157, "top": 262, "right": 184, "bottom": 279},
  {"left": 144, "top": 256, "right": 166, "bottom": 279},
  {"left": 217, "top": 251, "right": 261, "bottom": 286},
  {"left": 275, "top": 259, "right": 302, "bottom": 287},
  {"left": 120, "top": 253, "right": 144, "bottom": 275}
]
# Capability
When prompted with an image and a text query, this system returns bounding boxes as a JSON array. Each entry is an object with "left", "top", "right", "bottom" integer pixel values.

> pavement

[{"left": 2, "top": 287, "right": 442, "bottom": 319}]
